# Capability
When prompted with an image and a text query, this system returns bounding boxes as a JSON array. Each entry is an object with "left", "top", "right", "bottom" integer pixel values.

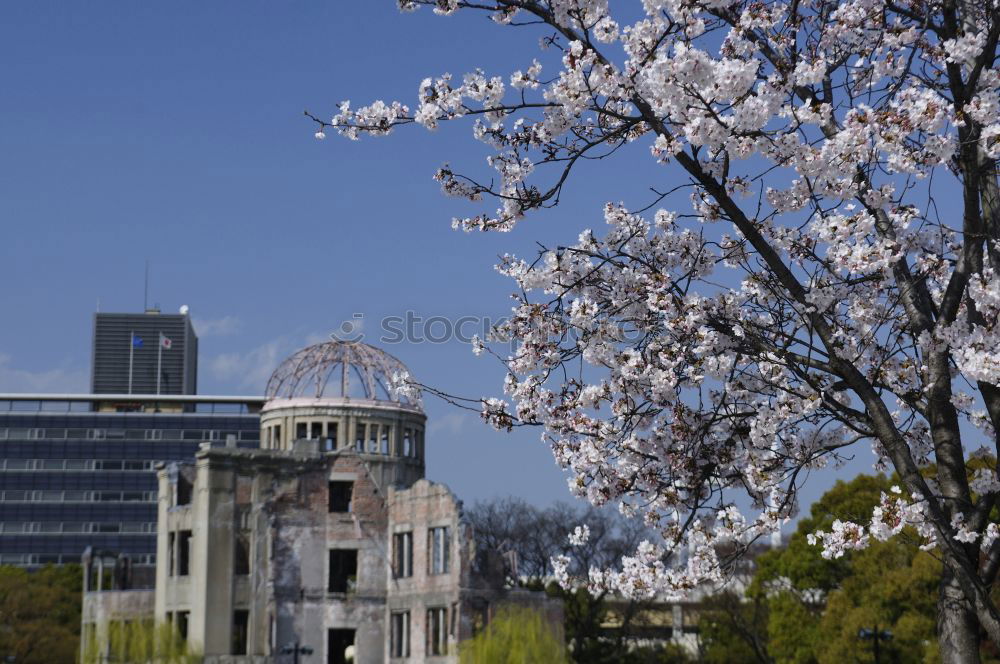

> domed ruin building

[{"left": 81, "top": 341, "right": 561, "bottom": 664}]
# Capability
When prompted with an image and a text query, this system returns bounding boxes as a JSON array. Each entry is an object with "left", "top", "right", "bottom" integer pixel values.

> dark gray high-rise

[{"left": 91, "top": 311, "right": 198, "bottom": 395}]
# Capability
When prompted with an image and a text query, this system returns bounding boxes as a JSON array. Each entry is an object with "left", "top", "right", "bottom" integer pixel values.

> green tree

[
  {"left": 754, "top": 474, "right": 894, "bottom": 596},
  {"left": 749, "top": 474, "right": 892, "bottom": 664},
  {"left": 720, "top": 471, "right": 1000, "bottom": 664},
  {"left": 698, "top": 590, "right": 772, "bottom": 664},
  {"left": 552, "top": 586, "right": 617, "bottom": 663},
  {"left": 697, "top": 478, "right": 895, "bottom": 664},
  {"left": 460, "top": 605, "right": 568, "bottom": 664},
  {"left": 0, "top": 564, "right": 81, "bottom": 664},
  {"left": 816, "top": 539, "right": 940, "bottom": 664}
]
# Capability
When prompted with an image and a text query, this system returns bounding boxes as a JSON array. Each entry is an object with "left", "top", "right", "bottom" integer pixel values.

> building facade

[
  {"left": 81, "top": 341, "right": 562, "bottom": 663},
  {"left": 92, "top": 310, "right": 199, "bottom": 395},
  {"left": 0, "top": 393, "right": 262, "bottom": 566}
]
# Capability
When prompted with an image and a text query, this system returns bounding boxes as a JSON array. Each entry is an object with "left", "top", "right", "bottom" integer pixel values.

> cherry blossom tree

[{"left": 311, "top": 1, "right": 1000, "bottom": 660}]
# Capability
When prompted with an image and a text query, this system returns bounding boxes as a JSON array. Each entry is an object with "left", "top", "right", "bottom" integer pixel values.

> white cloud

[
  {"left": 208, "top": 340, "right": 287, "bottom": 393},
  {"left": 308, "top": 314, "right": 366, "bottom": 345},
  {"left": 206, "top": 332, "right": 328, "bottom": 393},
  {"left": 193, "top": 315, "right": 242, "bottom": 338},
  {"left": 0, "top": 353, "right": 88, "bottom": 393},
  {"left": 429, "top": 412, "right": 473, "bottom": 436},
  {"left": 304, "top": 331, "right": 331, "bottom": 346}
]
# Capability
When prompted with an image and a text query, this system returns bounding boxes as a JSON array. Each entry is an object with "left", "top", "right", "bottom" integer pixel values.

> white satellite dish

[{"left": 179, "top": 305, "right": 190, "bottom": 315}]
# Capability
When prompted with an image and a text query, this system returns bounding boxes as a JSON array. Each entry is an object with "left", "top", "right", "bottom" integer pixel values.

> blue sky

[{"left": 0, "top": 2, "right": 875, "bottom": 516}]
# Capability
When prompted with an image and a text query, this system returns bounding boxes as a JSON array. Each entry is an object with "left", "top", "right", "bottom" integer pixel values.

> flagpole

[
  {"left": 156, "top": 333, "right": 162, "bottom": 395},
  {"left": 128, "top": 331, "right": 134, "bottom": 395}
]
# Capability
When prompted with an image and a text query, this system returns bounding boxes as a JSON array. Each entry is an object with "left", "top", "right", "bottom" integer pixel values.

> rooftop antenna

[{"left": 144, "top": 260, "right": 150, "bottom": 312}]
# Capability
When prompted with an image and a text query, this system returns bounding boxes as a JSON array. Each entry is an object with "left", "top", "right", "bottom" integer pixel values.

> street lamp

[
  {"left": 280, "top": 641, "right": 314, "bottom": 664},
  {"left": 858, "top": 625, "right": 893, "bottom": 663}
]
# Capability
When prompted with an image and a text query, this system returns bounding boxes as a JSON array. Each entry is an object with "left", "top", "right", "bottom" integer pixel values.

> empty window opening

[
  {"left": 429, "top": 526, "right": 451, "bottom": 575},
  {"left": 427, "top": 607, "right": 448, "bottom": 656},
  {"left": 232, "top": 610, "right": 249, "bottom": 655},
  {"left": 176, "top": 475, "right": 192, "bottom": 506},
  {"left": 328, "top": 481, "right": 353, "bottom": 513},
  {"left": 296, "top": 422, "right": 308, "bottom": 440},
  {"left": 168, "top": 532, "right": 176, "bottom": 576},
  {"left": 355, "top": 423, "right": 365, "bottom": 452},
  {"left": 310, "top": 422, "right": 324, "bottom": 440},
  {"left": 403, "top": 429, "right": 412, "bottom": 457},
  {"left": 380, "top": 427, "right": 390, "bottom": 455},
  {"left": 328, "top": 549, "right": 358, "bottom": 593},
  {"left": 392, "top": 531, "right": 413, "bottom": 579},
  {"left": 325, "top": 422, "right": 339, "bottom": 451},
  {"left": 327, "top": 629, "right": 355, "bottom": 664},
  {"left": 178, "top": 530, "right": 192, "bottom": 576},
  {"left": 368, "top": 425, "right": 378, "bottom": 453},
  {"left": 235, "top": 534, "right": 250, "bottom": 575},
  {"left": 176, "top": 611, "right": 189, "bottom": 640},
  {"left": 390, "top": 611, "right": 410, "bottom": 658}
]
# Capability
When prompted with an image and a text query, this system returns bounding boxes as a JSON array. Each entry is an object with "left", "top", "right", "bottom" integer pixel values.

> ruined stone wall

[
  {"left": 267, "top": 451, "right": 391, "bottom": 664},
  {"left": 384, "top": 479, "right": 567, "bottom": 661},
  {"left": 80, "top": 589, "right": 155, "bottom": 662},
  {"left": 385, "top": 479, "right": 471, "bottom": 662},
  {"left": 94, "top": 390, "right": 568, "bottom": 664}
]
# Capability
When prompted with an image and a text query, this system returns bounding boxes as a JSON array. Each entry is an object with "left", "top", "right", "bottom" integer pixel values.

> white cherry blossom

[{"left": 317, "top": 1, "right": 1000, "bottom": 653}]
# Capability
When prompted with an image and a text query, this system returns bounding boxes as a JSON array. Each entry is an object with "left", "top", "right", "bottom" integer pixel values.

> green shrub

[{"left": 460, "top": 605, "right": 568, "bottom": 664}]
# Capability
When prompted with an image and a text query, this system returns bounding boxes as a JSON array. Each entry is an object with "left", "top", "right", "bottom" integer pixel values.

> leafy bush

[{"left": 459, "top": 605, "right": 568, "bottom": 664}]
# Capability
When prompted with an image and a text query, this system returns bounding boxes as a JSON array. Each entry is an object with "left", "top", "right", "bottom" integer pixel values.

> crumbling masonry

[{"left": 81, "top": 341, "right": 562, "bottom": 663}]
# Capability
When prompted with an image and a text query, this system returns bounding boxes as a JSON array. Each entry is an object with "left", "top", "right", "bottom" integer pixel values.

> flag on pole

[
  {"left": 132, "top": 334, "right": 143, "bottom": 348},
  {"left": 157, "top": 333, "right": 172, "bottom": 395}
]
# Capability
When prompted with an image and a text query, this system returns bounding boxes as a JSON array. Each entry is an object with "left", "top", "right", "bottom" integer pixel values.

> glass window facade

[{"left": 0, "top": 398, "right": 262, "bottom": 566}]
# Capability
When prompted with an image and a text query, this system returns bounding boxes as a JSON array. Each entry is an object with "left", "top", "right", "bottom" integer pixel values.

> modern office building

[
  {"left": 0, "top": 393, "right": 263, "bottom": 566},
  {"left": 92, "top": 310, "right": 199, "bottom": 395}
]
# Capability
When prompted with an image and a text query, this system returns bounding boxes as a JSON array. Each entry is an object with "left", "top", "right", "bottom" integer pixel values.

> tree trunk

[{"left": 940, "top": 566, "right": 982, "bottom": 664}]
